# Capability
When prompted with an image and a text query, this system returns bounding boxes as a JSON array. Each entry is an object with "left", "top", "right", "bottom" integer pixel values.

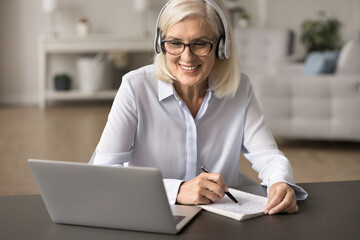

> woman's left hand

[{"left": 265, "top": 182, "right": 298, "bottom": 215}]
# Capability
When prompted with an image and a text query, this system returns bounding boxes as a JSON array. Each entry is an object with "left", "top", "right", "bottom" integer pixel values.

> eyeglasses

[{"left": 161, "top": 38, "right": 218, "bottom": 56}]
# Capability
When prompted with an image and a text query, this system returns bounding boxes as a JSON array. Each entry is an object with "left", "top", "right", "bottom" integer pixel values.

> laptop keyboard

[{"left": 173, "top": 215, "right": 186, "bottom": 225}]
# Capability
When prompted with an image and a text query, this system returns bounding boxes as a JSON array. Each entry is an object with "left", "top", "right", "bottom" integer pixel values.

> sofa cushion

[
  {"left": 336, "top": 37, "right": 360, "bottom": 75},
  {"left": 303, "top": 51, "right": 339, "bottom": 75},
  {"left": 250, "top": 75, "right": 360, "bottom": 141}
]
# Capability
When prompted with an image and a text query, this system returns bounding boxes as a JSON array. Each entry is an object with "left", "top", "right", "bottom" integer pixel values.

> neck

[{"left": 173, "top": 80, "right": 208, "bottom": 118}]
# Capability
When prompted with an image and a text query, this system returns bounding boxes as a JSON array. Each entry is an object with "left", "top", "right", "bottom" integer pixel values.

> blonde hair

[{"left": 154, "top": 0, "right": 240, "bottom": 98}]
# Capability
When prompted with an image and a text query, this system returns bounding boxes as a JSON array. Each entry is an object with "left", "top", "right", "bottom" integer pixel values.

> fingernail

[{"left": 269, "top": 210, "right": 275, "bottom": 215}]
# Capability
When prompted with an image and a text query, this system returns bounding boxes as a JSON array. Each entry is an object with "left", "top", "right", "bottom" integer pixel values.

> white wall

[
  {"left": 0, "top": 0, "right": 43, "bottom": 105},
  {"left": 1, "top": 0, "right": 360, "bottom": 105}
]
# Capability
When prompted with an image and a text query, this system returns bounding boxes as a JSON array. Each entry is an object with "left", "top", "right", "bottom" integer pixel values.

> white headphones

[{"left": 154, "top": 0, "right": 231, "bottom": 59}]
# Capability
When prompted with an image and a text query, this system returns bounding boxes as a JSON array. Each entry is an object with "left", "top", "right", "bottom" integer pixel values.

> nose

[{"left": 181, "top": 45, "right": 195, "bottom": 60}]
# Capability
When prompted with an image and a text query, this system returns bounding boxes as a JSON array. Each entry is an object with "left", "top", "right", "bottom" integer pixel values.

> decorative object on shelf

[
  {"left": 77, "top": 53, "right": 112, "bottom": 93},
  {"left": 300, "top": 11, "right": 342, "bottom": 54},
  {"left": 133, "top": 0, "right": 150, "bottom": 37},
  {"left": 108, "top": 52, "right": 129, "bottom": 69},
  {"left": 77, "top": 18, "right": 90, "bottom": 37},
  {"left": 107, "top": 52, "right": 130, "bottom": 89},
  {"left": 54, "top": 73, "right": 71, "bottom": 91},
  {"left": 41, "top": 0, "right": 58, "bottom": 38},
  {"left": 133, "top": 0, "right": 150, "bottom": 12}
]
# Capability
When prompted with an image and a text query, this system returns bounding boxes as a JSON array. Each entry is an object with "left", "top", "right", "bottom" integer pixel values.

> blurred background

[{"left": 0, "top": 0, "right": 359, "bottom": 196}]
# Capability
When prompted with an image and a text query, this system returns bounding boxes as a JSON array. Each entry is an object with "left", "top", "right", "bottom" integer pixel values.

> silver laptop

[{"left": 28, "top": 159, "right": 201, "bottom": 234}]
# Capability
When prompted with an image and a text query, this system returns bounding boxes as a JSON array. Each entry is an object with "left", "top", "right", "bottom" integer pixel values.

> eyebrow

[{"left": 164, "top": 36, "right": 213, "bottom": 42}]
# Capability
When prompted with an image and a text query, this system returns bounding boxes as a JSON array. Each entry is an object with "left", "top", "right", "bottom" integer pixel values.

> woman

[{"left": 93, "top": 0, "right": 307, "bottom": 215}]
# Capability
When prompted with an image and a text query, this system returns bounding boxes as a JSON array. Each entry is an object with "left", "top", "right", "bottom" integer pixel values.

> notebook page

[{"left": 208, "top": 188, "right": 267, "bottom": 215}]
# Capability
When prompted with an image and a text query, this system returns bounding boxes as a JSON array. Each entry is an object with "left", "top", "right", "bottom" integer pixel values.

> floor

[{"left": 1, "top": 104, "right": 359, "bottom": 195}]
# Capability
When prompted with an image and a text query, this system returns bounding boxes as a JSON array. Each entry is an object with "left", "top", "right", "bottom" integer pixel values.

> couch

[{"left": 233, "top": 27, "right": 360, "bottom": 141}]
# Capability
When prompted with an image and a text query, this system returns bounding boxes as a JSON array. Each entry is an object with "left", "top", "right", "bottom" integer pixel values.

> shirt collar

[
  {"left": 158, "top": 80, "right": 174, "bottom": 101},
  {"left": 158, "top": 79, "right": 214, "bottom": 103}
]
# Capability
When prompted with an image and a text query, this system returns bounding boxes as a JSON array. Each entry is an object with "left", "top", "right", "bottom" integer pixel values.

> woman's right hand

[{"left": 176, "top": 172, "right": 228, "bottom": 205}]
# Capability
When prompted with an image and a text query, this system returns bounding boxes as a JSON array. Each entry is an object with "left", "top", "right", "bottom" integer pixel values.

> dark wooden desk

[{"left": 1, "top": 181, "right": 359, "bottom": 240}]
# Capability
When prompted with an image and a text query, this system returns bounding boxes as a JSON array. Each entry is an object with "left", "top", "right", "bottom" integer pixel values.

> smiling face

[{"left": 164, "top": 17, "right": 217, "bottom": 88}]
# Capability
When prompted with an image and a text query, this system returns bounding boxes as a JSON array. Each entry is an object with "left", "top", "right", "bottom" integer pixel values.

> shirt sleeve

[
  {"left": 242, "top": 79, "right": 308, "bottom": 200},
  {"left": 92, "top": 74, "right": 184, "bottom": 204},
  {"left": 93, "top": 75, "right": 137, "bottom": 165},
  {"left": 163, "top": 179, "right": 184, "bottom": 204}
]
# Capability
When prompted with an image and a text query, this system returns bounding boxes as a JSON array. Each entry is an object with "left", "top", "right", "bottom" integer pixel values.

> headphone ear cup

[
  {"left": 155, "top": 30, "right": 167, "bottom": 54},
  {"left": 160, "top": 40, "right": 166, "bottom": 54},
  {"left": 217, "top": 37, "right": 225, "bottom": 59},
  {"left": 155, "top": 29, "right": 161, "bottom": 54},
  {"left": 224, "top": 39, "right": 231, "bottom": 59}
]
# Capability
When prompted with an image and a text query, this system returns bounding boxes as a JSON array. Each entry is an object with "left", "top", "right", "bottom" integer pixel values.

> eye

[
  {"left": 191, "top": 42, "right": 208, "bottom": 49},
  {"left": 169, "top": 41, "right": 183, "bottom": 47},
  {"left": 192, "top": 42, "right": 207, "bottom": 47}
]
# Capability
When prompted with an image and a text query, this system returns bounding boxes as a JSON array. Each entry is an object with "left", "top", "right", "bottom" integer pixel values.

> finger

[
  {"left": 191, "top": 174, "right": 226, "bottom": 203},
  {"left": 282, "top": 203, "right": 299, "bottom": 213},
  {"left": 204, "top": 173, "right": 228, "bottom": 191},
  {"left": 200, "top": 187, "right": 222, "bottom": 203},
  {"left": 285, "top": 204, "right": 299, "bottom": 213},
  {"left": 267, "top": 191, "right": 295, "bottom": 215},
  {"left": 191, "top": 192, "right": 213, "bottom": 205},
  {"left": 281, "top": 195, "right": 298, "bottom": 213},
  {"left": 203, "top": 180, "right": 226, "bottom": 199},
  {"left": 176, "top": 178, "right": 217, "bottom": 205},
  {"left": 265, "top": 188, "right": 285, "bottom": 212}
]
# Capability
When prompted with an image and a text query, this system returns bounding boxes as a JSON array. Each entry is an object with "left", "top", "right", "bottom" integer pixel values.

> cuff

[
  {"left": 163, "top": 179, "right": 184, "bottom": 204},
  {"left": 287, "top": 182, "right": 308, "bottom": 200},
  {"left": 262, "top": 178, "right": 308, "bottom": 200}
]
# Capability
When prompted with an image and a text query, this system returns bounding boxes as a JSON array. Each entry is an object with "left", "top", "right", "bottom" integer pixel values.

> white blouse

[{"left": 93, "top": 65, "right": 308, "bottom": 203}]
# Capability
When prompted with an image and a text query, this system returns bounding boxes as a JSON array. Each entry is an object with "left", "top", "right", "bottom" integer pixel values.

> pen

[{"left": 200, "top": 166, "right": 240, "bottom": 205}]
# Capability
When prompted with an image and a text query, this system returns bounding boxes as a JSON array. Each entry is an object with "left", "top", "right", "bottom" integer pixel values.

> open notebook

[{"left": 198, "top": 188, "right": 268, "bottom": 221}]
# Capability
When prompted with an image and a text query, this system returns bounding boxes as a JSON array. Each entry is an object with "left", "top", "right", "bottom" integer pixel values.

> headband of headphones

[{"left": 154, "top": 0, "right": 231, "bottom": 59}]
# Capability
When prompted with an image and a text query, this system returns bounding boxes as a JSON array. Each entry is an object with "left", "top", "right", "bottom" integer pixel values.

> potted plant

[
  {"left": 54, "top": 73, "right": 71, "bottom": 91},
  {"left": 300, "top": 11, "right": 342, "bottom": 54}
]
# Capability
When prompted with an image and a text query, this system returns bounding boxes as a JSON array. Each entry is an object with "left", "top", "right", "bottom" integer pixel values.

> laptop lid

[{"left": 28, "top": 159, "right": 200, "bottom": 234}]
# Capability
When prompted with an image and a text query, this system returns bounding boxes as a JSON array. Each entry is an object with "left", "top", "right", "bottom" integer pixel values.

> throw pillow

[
  {"left": 336, "top": 37, "right": 360, "bottom": 75},
  {"left": 303, "top": 51, "right": 340, "bottom": 75}
]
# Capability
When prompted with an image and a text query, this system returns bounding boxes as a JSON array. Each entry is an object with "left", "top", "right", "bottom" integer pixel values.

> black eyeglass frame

[{"left": 161, "top": 38, "right": 219, "bottom": 56}]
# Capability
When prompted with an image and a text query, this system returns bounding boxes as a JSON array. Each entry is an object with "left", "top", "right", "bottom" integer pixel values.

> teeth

[{"left": 180, "top": 65, "right": 198, "bottom": 71}]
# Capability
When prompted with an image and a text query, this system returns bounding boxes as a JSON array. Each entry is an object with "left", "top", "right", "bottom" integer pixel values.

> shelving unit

[{"left": 38, "top": 34, "right": 154, "bottom": 110}]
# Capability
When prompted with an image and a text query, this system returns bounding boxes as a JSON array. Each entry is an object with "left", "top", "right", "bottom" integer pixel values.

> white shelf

[
  {"left": 42, "top": 35, "right": 154, "bottom": 53},
  {"left": 38, "top": 34, "right": 153, "bottom": 109},
  {"left": 46, "top": 90, "right": 117, "bottom": 101}
]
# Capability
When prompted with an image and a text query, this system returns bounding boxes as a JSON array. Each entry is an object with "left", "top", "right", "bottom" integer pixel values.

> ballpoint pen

[{"left": 200, "top": 166, "right": 240, "bottom": 205}]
